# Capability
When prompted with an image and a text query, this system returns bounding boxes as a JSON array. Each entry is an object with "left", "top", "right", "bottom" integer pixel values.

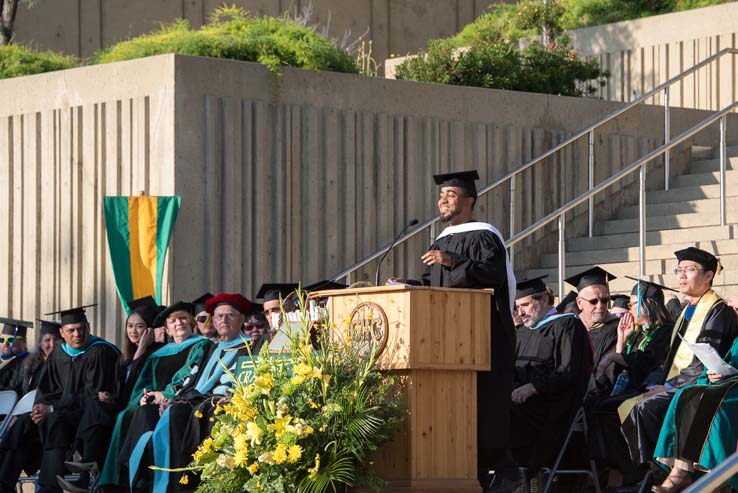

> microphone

[{"left": 374, "top": 219, "right": 419, "bottom": 286}]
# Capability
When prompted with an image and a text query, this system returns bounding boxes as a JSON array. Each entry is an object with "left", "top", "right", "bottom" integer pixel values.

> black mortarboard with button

[
  {"left": 192, "top": 292, "right": 214, "bottom": 314},
  {"left": 610, "top": 294, "right": 630, "bottom": 310},
  {"left": 674, "top": 247, "right": 720, "bottom": 274},
  {"left": 0, "top": 318, "right": 32, "bottom": 338},
  {"left": 37, "top": 319, "right": 62, "bottom": 338},
  {"left": 433, "top": 170, "right": 480, "bottom": 199},
  {"left": 564, "top": 266, "right": 617, "bottom": 291},
  {"left": 256, "top": 283, "right": 299, "bottom": 303},
  {"left": 625, "top": 275, "right": 677, "bottom": 304},
  {"left": 152, "top": 301, "right": 195, "bottom": 328},
  {"left": 556, "top": 290, "right": 578, "bottom": 313},
  {"left": 127, "top": 296, "right": 162, "bottom": 327},
  {"left": 44, "top": 304, "right": 95, "bottom": 326},
  {"left": 304, "top": 280, "right": 347, "bottom": 292},
  {"left": 515, "top": 275, "right": 548, "bottom": 299}
]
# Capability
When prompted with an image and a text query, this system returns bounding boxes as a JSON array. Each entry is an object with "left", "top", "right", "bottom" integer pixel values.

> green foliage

[
  {"left": 395, "top": 37, "right": 608, "bottom": 97},
  {"left": 0, "top": 44, "right": 77, "bottom": 79},
  {"left": 92, "top": 5, "right": 357, "bottom": 74}
]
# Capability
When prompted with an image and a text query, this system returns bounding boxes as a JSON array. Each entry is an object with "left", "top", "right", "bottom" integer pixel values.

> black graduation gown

[
  {"left": 621, "top": 300, "right": 738, "bottom": 465},
  {"left": 118, "top": 342, "right": 165, "bottom": 408},
  {"left": 587, "top": 317, "right": 619, "bottom": 395},
  {"left": 421, "top": 224, "right": 515, "bottom": 452},
  {"left": 0, "top": 354, "right": 29, "bottom": 395},
  {"left": 511, "top": 315, "right": 593, "bottom": 468},
  {"left": 35, "top": 340, "right": 121, "bottom": 487}
]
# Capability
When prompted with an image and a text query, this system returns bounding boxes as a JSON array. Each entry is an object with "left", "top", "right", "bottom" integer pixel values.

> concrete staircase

[{"left": 524, "top": 145, "right": 738, "bottom": 300}]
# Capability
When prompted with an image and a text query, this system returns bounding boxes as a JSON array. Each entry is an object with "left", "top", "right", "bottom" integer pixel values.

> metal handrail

[
  {"left": 332, "top": 48, "right": 738, "bottom": 285},
  {"left": 682, "top": 450, "right": 738, "bottom": 493}
]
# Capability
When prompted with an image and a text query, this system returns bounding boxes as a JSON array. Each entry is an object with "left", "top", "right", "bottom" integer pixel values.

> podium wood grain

[{"left": 319, "top": 286, "right": 492, "bottom": 493}]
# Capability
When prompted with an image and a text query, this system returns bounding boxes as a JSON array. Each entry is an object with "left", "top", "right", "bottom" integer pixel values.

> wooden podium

[{"left": 315, "top": 286, "right": 492, "bottom": 493}]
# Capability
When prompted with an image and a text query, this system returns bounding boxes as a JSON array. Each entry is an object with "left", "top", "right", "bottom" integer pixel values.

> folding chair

[
  {"left": 0, "top": 390, "right": 19, "bottom": 440},
  {"left": 0, "top": 389, "right": 36, "bottom": 443},
  {"left": 540, "top": 406, "right": 602, "bottom": 493}
]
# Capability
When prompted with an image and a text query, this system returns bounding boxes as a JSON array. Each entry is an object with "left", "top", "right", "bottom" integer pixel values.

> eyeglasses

[
  {"left": 673, "top": 267, "right": 704, "bottom": 275},
  {"left": 579, "top": 296, "right": 610, "bottom": 306},
  {"left": 0, "top": 336, "right": 22, "bottom": 344},
  {"left": 245, "top": 323, "right": 266, "bottom": 329},
  {"left": 196, "top": 315, "right": 209, "bottom": 323},
  {"left": 213, "top": 313, "right": 237, "bottom": 321}
]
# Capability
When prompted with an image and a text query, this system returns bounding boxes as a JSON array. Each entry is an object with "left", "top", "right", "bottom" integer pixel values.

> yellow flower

[
  {"left": 287, "top": 444, "right": 303, "bottom": 463},
  {"left": 254, "top": 374, "right": 274, "bottom": 394},
  {"left": 273, "top": 443, "right": 288, "bottom": 464},
  {"left": 293, "top": 362, "right": 311, "bottom": 377},
  {"left": 308, "top": 453, "right": 321, "bottom": 478},
  {"left": 234, "top": 449, "right": 249, "bottom": 467},
  {"left": 308, "top": 399, "right": 319, "bottom": 409},
  {"left": 322, "top": 374, "right": 331, "bottom": 386},
  {"left": 245, "top": 422, "right": 263, "bottom": 446},
  {"left": 179, "top": 474, "right": 189, "bottom": 485},
  {"left": 247, "top": 461, "right": 259, "bottom": 474},
  {"left": 290, "top": 374, "right": 305, "bottom": 386},
  {"left": 193, "top": 410, "right": 203, "bottom": 419},
  {"left": 311, "top": 367, "right": 322, "bottom": 379},
  {"left": 234, "top": 434, "right": 249, "bottom": 453},
  {"left": 267, "top": 416, "right": 290, "bottom": 438}
]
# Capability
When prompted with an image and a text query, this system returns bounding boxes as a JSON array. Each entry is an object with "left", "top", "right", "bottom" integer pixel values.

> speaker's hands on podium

[
  {"left": 511, "top": 383, "right": 538, "bottom": 405},
  {"left": 421, "top": 249, "right": 452, "bottom": 267}
]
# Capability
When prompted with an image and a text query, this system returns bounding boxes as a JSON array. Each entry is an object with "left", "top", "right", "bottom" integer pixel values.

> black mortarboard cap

[
  {"left": 152, "top": 301, "right": 195, "bottom": 328},
  {"left": 256, "top": 283, "right": 299, "bottom": 302},
  {"left": 674, "top": 247, "right": 720, "bottom": 274},
  {"left": 0, "top": 317, "right": 32, "bottom": 337},
  {"left": 556, "top": 290, "right": 578, "bottom": 313},
  {"left": 127, "top": 296, "right": 161, "bottom": 327},
  {"left": 192, "top": 292, "right": 214, "bottom": 314},
  {"left": 304, "top": 280, "right": 347, "bottom": 292},
  {"left": 44, "top": 304, "right": 95, "bottom": 326},
  {"left": 564, "top": 266, "right": 616, "bottom": 291},
  {"left": 610, "top": 294, "right": 630, "bottom": 310},
  {"left": 37, "top": 319, "right": 62, "bottom": 338},
  {"left": 625, "top": 275, "right": 677, "bottom": 304},
  {"left": 433, "top": 170, "right": 480, "bottom": 199},
  {"left": 515, "top": 275, "right": 548, "bottom": 299}
]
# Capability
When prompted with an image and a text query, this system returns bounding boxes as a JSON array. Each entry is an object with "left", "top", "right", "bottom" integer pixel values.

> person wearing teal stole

[
  {"left": 652, "top": 334, "right": 738, "bottom": 492},
  {"left": 97, "top": 301, "right": 212, "bottom": 490}
]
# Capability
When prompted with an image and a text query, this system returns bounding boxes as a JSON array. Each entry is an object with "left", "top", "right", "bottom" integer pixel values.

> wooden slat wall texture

[{"left": 0, "top": 54, "right": 732, "bottom": 347}]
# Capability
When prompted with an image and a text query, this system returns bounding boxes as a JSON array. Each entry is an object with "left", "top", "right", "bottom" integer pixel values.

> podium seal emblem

[{"left": 348, "top": 302, "right": 389, "bottom": 359}]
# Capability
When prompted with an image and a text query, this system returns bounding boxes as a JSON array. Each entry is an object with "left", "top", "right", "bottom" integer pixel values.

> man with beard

[
  {"left": 396, "top": 169, "right": 516, "bottom": 488},
  {"left": 511, "top": 275, "right": 593, "bottom": 469},
  {"left": 566, "top": 267, "right": 620, "bottom": 396},
  {"left": 0, "top": 318, "right": 33, "bottom": 394}
]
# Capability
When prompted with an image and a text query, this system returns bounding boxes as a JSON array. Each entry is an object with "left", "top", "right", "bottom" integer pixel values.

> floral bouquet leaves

[{"left": 187, "top": 294, "right": 404, "bottom": 493}]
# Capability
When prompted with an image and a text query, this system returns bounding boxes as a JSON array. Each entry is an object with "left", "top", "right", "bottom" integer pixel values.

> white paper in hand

[{"left": 678, "top": 333, "right": 738, "bottom": 376}]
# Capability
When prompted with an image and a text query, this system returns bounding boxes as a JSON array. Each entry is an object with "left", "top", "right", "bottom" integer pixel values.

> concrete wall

[
  {"left": 567, "top": 3, "right": 738, "bottom": 110},
  {"left": 1, "top": 54, "right": 733, "bottom": 346},
  {"left": 12, "top": 0, "right": 513, "bottom": 73}
]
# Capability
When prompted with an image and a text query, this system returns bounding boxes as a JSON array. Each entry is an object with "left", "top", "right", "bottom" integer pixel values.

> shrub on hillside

[
  {"left": 92, "top": 5, "right": 358, "bottom": 74},
  {"left": 0, "top": 44, "right": 77, "bottom": 79},
  {"left": 395, "top": 37, "right": 607, "bottom": 97}
]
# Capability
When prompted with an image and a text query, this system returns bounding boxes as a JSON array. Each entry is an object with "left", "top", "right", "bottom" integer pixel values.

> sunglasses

[
  {"left": 245, "top": 323, "right": 266, "bottom": 329},
  {"left": 196, "top": 315, "right": 209, "bottom": 323},
  {"left": 580, "top": 296, "right": 610, "bottom": 306},
  {"left": 0, "top": 336, "right": 23, "bottom": 344}
]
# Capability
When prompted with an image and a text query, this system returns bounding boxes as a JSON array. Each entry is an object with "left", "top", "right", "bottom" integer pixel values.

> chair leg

[
  {"left": 519, "top": 467, "right": 531, "bottom": 493},
  {"left": 589, "top": 459, "right": 602, "bottom": 493},
  {"left": 638, "top": 470, "right": 653, "bottom": 493}
]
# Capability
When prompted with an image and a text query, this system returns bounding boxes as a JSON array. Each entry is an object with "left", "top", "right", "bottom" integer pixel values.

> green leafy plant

[
  {"left": 92, "top": 4, "right": 358, "bottom": 75},
  {"left": 177, "top": 295, "right": 404, "bottom": 493},
  {"left": 0, "top": 43, "right": 77, "bottom": 79}
]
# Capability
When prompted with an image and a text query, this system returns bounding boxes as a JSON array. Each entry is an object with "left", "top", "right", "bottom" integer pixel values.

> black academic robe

[
  {"left": 118, "top": 342, "right": 165, "bottom": 409},
  {"left": 587, "top": 317, "right": 620, "bottom": 395},
  {"left": 511, "top": 314, "right": 593, "bottom": 468},
  {"left": 0, "top": 354, "right": 29, "bottom": 396},
  {"left": 34, "top": 339, "right": 121, "bottom": 488},
  {"left": 622, "top": 300, "right": 738, "bottom": 465},
  {"left": 421, "top": 223, "right": 515, "bottom": 454}
]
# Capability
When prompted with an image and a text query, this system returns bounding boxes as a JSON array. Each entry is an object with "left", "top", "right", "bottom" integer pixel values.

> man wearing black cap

[
  {"left": 566, "top": 267, "right": 621, "bottom": 395},
  {"left": 257, "top": 283, "right": 299, "bottom": 333},
  {"left": 417, "top": 169, "right": 516, "bottom": 487},
  {"left": 511, "top": 276, "right": 593, "bottom": 471},
  {"left": 0, "top": 318, "right": 33, "bottom": 395},
  {"left": 611, "top": 295, "right": 631, "bottom": 317},
  {"left": 619, "top": 247, "right": 737, "bottom": 472},
  {"left": 32, "top": 305, "right": 121, "bottom": 493}
]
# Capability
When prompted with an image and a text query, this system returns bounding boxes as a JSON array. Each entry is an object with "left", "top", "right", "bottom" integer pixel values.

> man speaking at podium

[{"left": 419, "top": 170, "right": 517, "bottom": 488}]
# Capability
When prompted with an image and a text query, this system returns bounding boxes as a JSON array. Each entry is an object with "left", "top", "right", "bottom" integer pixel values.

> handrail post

[
  {"left": 639, "top": 163, "right": 647, "bottom": 277},
  {"left": 429, "top": 221, "right": 436, "bottom": 245},
  {"left": 664, "top": 86, "right": 671, "bottom": 191},
  {"left": 588, "top": 130, "right": 595, "bottom": 237},
  {"left": 509, "top": 174, "right": 516, "bottom": 269},
  {"left": 720, "top": 115, "right": 727, "bottom": 226},
  {"left": 345, "top": 272, "right": 352, "bottom": 285},
  {"left": 558, "top": 213, "right": 565, "bottom": 300}
]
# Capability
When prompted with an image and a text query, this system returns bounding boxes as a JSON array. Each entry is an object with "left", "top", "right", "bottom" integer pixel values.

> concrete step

[
  {"left": 689, "top": 156, "right": 738, "bottom": 174},
  {"left": 594, "top": 211, "right": 723, "bottom": 235},
  {"left": 671, "top": 170, "right": 738, "bottom": 188},
  {"left": 565, "top": 224, "right": 738, "bottom": 252},
  {"left": 641, "top": 182, "right": 738, "bottom": 204},
  {"left": 690, "top": 145, "right": 714, "bottom": 160},
  {"left": 618, "top": 196, "right": 738, "bottom": 219},
  {"left": 539, "top": 238, "right": 738, "bottom": 268}
]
